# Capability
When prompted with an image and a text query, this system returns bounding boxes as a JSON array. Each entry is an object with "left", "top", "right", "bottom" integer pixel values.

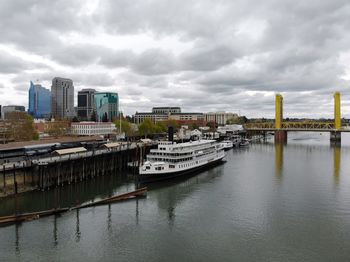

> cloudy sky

[{"left": 1, "top": 0, "right": 350, "bottom": 118}]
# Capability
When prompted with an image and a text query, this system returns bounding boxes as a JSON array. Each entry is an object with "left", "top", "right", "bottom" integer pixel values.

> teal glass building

[{"left": 94, "top": 92, "right": 119, "bottom": 122}]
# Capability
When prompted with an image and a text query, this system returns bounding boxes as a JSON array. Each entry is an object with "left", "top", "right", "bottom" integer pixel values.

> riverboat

[
  {"left": 239, "top": 139, "right": 250, "bottom": 147},
  {"left": 220, "top": 140, "right": 234, "bottom": 150},
  {"left": 139, "top": 140, "right": 225, "bottom": 183}
]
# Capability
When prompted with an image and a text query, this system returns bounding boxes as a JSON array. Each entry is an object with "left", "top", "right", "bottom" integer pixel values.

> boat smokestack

[{"left": 168, "top": 126, "right": 174, "bottom": 142}]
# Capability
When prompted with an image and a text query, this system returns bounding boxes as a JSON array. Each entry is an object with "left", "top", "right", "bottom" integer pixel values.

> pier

[{"left": 0, "top": 142, "right": 154, "bottom": 197}]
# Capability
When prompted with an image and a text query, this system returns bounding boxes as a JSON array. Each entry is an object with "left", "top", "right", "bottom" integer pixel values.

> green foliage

[
  {"left": 33, "top": 132, "right": 40, "bottom": 140},
  {"left": 190, "top": 122, "right": 199, "bottom": 130},
  {"left": 114, "top": 119, "right": 133, "bottom": 136},
  {"left": 138, "top": 118, "right": 155, "bottom": 137},
  {"left": 165, "top": 120, "right": 180, "bottom": 129},
  {"left": 226, "top": 116, "right": 248, "bottom": 124},
  {"left": 47, "top": 120, "right": 70, "bottom": 138},
  {"left": 5, "top": 112, "right": 36, "bottom": 141},
  {"left": 154, "top": 121, "right": 167, "bottom": 133},
  {"left": 138, "top": 119, "right": 180, "bottom": 137}
]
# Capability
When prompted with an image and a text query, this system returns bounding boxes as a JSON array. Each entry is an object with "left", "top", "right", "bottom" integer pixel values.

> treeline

[{"left": 113, "top": 119, "right": 180, "bottom": 138}]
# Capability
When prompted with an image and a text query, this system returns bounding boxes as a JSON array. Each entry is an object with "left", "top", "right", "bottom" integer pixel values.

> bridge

[{"left": 244, "top": 92, "right": 349, "bottom": 142}]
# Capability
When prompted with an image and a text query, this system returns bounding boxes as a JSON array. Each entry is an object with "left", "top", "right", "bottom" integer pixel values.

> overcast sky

[{"left": 1, "top": 0, "right": 350, "bottom": 118}]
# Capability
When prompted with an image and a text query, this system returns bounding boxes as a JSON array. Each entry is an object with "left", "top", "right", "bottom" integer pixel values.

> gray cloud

[
  {"left": 0, "top": 51, "right": 48, "bottom": 74},
  {"left": 130, "top": 49, "right": 178, "bottom": 75},
  {"left": 180, "top": 44, "right": 238, "bottom": 71}
]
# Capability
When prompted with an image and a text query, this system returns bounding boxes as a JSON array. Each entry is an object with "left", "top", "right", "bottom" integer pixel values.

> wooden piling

[
  {"left": 3, "top": 165, "right": 6, "bottom": 194},
  {"left": 23, "top": 162, "right": 26, "bottom": 185},
  {"left": 13, "top": 164, "right": 16, "bottom": 194}
]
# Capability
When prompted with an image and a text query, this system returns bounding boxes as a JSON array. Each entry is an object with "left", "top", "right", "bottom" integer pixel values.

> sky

[{"left": 0, "top": 0, "right": 350, "bottom": 118}]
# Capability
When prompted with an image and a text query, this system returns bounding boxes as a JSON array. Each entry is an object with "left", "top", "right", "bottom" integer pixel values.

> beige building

[
  {"left": 134, "top": 109, "right": 204, "bottom": 124},
  {"left": 169, "top": 113, "right": 204, "bottom": 121},
  {"left": 71, "top": 122, "right": 116, "bottom": 136},
  {"left": 134, "top": 113, "right": 169, "bottom": 124},
  {"left": 204, "top": 112, "right": 238, "bottom": 126}
]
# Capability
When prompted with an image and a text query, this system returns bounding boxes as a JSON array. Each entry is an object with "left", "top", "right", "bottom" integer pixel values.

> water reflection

[
  {"left": 274, "top": 140, "right": 343, "bottom": 185},
  {"left": 149, "top": 163, "right": 224, "bottom": 225},
  {"left": 15, "top": 224, "right": 20, "bottom": 255},
  {"left": 275, "top": 142, "right": 284, "bottom": 179},
  {"left": 0, "top": 173, "right": 135, "bottom": 217},
  {"left": 333, "top": 145, "right": 341, "bottom": 185},
  {"left": 53, "top": 215, "right": 58, "bottom": 247},
  {"left": 135, "top": 199, "right": 139, "bottom": 225},
  {"left": 107, "top": 204, "right": 112, "bottom": 231},
  {"left": 76, "top": 209, "right": 81, "bottom": 242}
]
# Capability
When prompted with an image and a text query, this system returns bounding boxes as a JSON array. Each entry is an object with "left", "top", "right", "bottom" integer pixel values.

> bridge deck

[
  {"left": 244, "top": 121, "right": 350, "bottom": 132},
  {"left": 244, "top": 128, "right": 350, "bottom": 132}
]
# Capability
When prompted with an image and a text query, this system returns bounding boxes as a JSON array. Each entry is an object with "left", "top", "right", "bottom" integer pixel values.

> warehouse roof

[
  {"left": 53, "top": 147, "right": 87, "bottom": 155},
  {"left": 101, "top": 142, "right": 121, "bottom": 148}
]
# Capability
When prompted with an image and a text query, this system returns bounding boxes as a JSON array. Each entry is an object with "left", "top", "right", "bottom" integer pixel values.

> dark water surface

[{"left": 1, "top": 133, "right": 350, "bottom": 261}]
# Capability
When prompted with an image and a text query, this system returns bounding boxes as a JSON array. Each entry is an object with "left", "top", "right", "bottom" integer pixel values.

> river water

[{"left": 1, "top": 132, "right": 350, "bottom": 261}]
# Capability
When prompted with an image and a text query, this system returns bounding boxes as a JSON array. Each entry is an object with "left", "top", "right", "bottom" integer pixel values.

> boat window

[
  {"left": 146, "top": 166, "right": 150, "bottom": 170},
  {"left": 169, "top": 165, "right": 175, "bottom": 168}
]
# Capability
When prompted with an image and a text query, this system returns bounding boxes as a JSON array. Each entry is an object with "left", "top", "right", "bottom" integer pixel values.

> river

[{"left": 1, "top": 132, "right": 350, "bottom": 261}]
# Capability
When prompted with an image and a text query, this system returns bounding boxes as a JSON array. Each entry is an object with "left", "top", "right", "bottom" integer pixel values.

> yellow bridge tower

[
  {"left": 275, "top": 94, "right": 287, "bottom": 142},
  {"left": 334, "top": 92, "right": 341, "bottom": 130},
  {"left": 331, "top": 92, "right": 341, "bottom": 142},
  {"left": 275, "top": 94, "right": 283, "bottom": 129}
]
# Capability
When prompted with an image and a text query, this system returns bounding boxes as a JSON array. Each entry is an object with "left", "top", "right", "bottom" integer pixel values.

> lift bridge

[{"left": 243, "top": 92, "right": 350, "bottom": 142}]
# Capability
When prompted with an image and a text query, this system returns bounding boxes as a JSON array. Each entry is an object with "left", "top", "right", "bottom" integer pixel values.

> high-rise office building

[
  {"left": 51, "top": 77, "right": 75, "bottom": 119},
  {"left": 28, "top": 81, "right": 51, "bottom": 119},
  {"left": 94, "top": 92, "right": 119, "bottom": 122},
  {"left": 77, "top": 89, "right": 96, "bottom": 121}
]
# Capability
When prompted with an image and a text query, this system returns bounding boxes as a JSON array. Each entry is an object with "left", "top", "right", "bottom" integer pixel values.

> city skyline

[{"left": 1, "top": 1, "right": 350, "bottom": 118}]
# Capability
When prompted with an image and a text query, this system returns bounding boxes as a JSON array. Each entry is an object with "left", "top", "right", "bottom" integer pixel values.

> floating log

[
  {"left": 74, "top": 187, "right": 147, "bottom": 209},
  {"left": 0, "top": 187, "right": 147, "bottom": 226},
  {"left": 0, "top": 208, "right": 69, "bottom": 226}
]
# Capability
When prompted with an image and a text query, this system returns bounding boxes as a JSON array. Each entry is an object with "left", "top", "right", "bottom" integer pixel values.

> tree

[
  {"left": 125, "top": 115, "right": 133, "bottom": 122},
  {"left": 166, "top": 120, "right": 180, "bottom": 131},
  {"left": 138, "top": 118, "right": 156, "bottom": 137},
  {"left": 72, "top": 116, "right": 79, "bottom": 122},
  {"left": 47, "top": 120, "right": 70, "bottom": 138},
  {"left": 238, "top": 116, "right": 248, "bottom": 124},
  {"left": 190, "top": 122, "right": 199, "bottom": 130},
  {"left": 114, "top": 119, "right": 134, "bottom": 136},
  {"left": 206, "top": 121, "right": 217, "bottom": 130},
  {"left": 6, "top": 112, "right": 37, "bottom": 141},
  {"left": 154, "top": 121, "right": 167, "bottom": 133},
  {"left": 226, "top": 116, "right": 248, "bottom": 125}
]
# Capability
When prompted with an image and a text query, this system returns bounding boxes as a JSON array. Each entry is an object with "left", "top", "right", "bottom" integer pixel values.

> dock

[{"left": 0, "top": 141, "right": 154, "bottom": 197}]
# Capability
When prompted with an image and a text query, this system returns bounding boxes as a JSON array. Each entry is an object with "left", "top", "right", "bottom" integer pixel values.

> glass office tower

[
  {"left": 94, "top": 92, "right": 119, "bottom": 122},
  {"left": 28, "top": 81, "right": 51, "bottom": 118}
]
